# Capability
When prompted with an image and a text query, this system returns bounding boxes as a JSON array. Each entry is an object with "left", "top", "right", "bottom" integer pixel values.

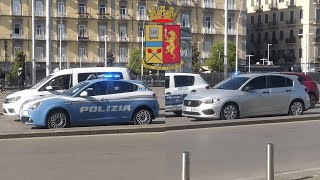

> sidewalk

[{"left": 251, "top": 168, "right": 320, "bottom": 180}]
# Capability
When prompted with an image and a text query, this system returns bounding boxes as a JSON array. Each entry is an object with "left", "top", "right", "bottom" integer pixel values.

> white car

[
  {"left": 3, "top": 67, "right": 130, "bottom": 116},
  {"left": 165, "top": 73, "right": 210, "bottom": 116}
]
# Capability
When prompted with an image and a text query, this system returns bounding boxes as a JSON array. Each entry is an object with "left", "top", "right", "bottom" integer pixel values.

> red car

[{"left": 282, "top": 72, "right": 319, "bottom": 108}]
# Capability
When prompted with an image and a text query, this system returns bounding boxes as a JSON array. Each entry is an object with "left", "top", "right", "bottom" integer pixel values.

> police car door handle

[
  {"left": 166, "top": 92, "right": 171, "bottom": 95},
  {"left": 191, "top": 90, "right": 196, "bottom": 93}
]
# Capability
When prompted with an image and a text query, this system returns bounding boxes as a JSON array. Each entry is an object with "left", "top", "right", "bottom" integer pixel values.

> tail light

[{"left": 153, "top": 93, "right": 158, "bottom": 100}]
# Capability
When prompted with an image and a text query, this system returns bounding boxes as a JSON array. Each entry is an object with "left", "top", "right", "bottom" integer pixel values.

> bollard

[
  {"left": 182, "top": 151, "right": 190, "bottom": 180},
  {"left": 267, "top": 143, "right": 274, "bottom": 180}
]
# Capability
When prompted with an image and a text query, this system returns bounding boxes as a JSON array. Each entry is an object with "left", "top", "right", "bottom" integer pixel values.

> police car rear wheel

[
  {"left": 133, "top": 109, "right": 152, "bottom": 125},
  {"left": 47, "top": 111, "right": 69, "bottom": 129}
]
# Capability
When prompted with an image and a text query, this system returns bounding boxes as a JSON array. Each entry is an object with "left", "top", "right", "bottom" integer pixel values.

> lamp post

[
  {"left": 246, "top": 55, "right": 254, "bottom": 73},
  {"left": 59, "top": 12, "right": 63, "bottom": 70},
  {"left": 32, "top": 0, "right": 36, "bottom": 85},
  {"left": 141, "top": 24, "right": 144, "bottom": 81},
  {"left": 260, "top": 58, "right": 268, "bottom": 65},
  {"left": 267, "top": 44, "right": 272, "bottom": 65},
  {"left": 235, "top": 0, "right": 244, "bottom": 73},
  {"left": 224, "top": 0, "right": 228, "bottom": 79},
  {"left": 217, "top": 49, "right": 221, "bottom": 72},
  {"left": 298, "top": 33, "right": 313, "bottom": 74},
  {"left": 102, "top": 35, "right": 109, "bottom": 67}
]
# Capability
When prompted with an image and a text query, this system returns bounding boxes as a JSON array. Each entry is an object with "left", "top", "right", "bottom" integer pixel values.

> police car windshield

[
  {"left": 31, "top": 75, "right": 54, "bottom": 89},
  {"left": 61, "top": 81, "right": 89, "bottom": 96},
  {"left": 214, "top": 77, "right": 250, "bottom": 90}
]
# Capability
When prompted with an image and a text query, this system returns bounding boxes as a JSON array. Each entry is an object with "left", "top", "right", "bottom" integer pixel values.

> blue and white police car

[{"left": 19, "top": 78, "right": 159, "bottom": 128}]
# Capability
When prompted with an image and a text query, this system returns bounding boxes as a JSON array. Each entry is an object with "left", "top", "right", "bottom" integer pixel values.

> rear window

[
  {"left": 267, "top": 76, "right": 293, "bottom": 88},
  {"left": 165, "top": 76, "right": 169, "bottom": 88},
  {"left": 78, "top": 72, "right": 123, "bottom": 83},
  {"left": 174, "top": 76, "right": 195, "bottom": 87}
]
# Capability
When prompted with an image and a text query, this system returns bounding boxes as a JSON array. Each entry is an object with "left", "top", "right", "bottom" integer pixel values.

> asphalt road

[
  {"left": 0, "top": 133, "right": 164, "bottom": 180},
  {"left": 166, "top": 120, "right": 320, "bottom": 180}
]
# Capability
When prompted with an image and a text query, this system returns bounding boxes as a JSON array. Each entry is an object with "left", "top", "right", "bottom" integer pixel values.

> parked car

[
  {"left": 165, "top": 73, "right": 210, "bottom": 116},
  {"left": 20, "top": 79, "right": 159, "bottom": 128},
  {"left": 281, "top": 72, "right": 319, "bottom": 108},
  {"left": 182, "top": 73, "right": 310, "bottom": 120},
  {"left": 4, "top": 67, "right": 130, "bottom": 116}
]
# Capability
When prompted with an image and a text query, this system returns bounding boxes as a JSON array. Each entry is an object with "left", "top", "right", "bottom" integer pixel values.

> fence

[
  {"left": 200, "top": 72, "right": 226, "bottom": 87},
  {"left": 131, "top": 74, "right": 165, "bottom": 87}
]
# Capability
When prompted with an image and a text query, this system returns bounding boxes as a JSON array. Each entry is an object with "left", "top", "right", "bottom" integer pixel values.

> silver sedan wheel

[
  {"left": 49, "top": 113, "right": 67, "bottom": 128},
  {"left": 135, "top": 110, "right": 152, "bottom": 125},
  {"left": 222, "top": 105, "right": 238, "bottom": 120},
  {"left": 309, "top": 94, "right": 316, "bottom": 109},
  {"left": 290, "top": 102, "right": 303, "bottom": 115}
]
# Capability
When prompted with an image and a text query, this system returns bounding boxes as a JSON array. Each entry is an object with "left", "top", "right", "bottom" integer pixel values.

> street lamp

[
  {"left": 246, "top": 55, "right": 254, "bottom": 73},
  {"left": 298, "top": 33, "right": 313, "bottom": 74},
  {"left": 260, "top": 58, "right": 267, "bottom": 65},
  {"left": 102, "top": 35, "right": 109, "bottom": 67},
  {"left": 235, "top": 0, "right": 244, "bottom": 73},
  {"left": 217, "top": 49, "right": 221, "bottom": 72},
  {"left": 267, "top": 44, "right": 272, "bottom": 65}
]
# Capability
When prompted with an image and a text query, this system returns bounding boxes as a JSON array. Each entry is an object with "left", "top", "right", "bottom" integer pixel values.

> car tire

[
  {"left": 309, "top": 93, "right": 317, "bottom": 109},
  {"left": 288, "top": 100, "right": 304, "bottom": 116},
  {"left": 220, "top": 103, "right": 239, "bottom": 120},
  {"left": 133, "top": 108, "right": 153, "bottom": 125},
  {"left": 173, "top": 111, "right": 182, "bottom": 116},
  {"left": 46, "top": 110, "right": 69, "bottom": 129}
]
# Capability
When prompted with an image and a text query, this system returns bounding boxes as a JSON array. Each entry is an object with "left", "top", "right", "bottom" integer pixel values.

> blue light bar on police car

[{"left": 97, "top": 72, "right": 123, "bottom": 80}]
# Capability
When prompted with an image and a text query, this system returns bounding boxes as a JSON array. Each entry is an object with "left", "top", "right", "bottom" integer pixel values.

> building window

[
  {"left": 120, "top": 5, "right": 127, "bottom": 18},
  {"left": 99, "top": 4, "right": 106, "bottom": 14},
  {"left": 119, "top": 47, "right": 128, "bottom": 63},
  {"left": 299, "top": 48, "right": 302, "bottom": 58},
  {"left": 299, "top": 29, "right": 303, "bottom": 35},
  {"left": 13, "top": 45, "right": 22, "bottom": 57},
  {"left": 79, "top": 46, "right": 87, "bottom": 61},
  {"left": 251, "top": 16, "right": 254, "bottom": 25},
  {"left": 265, "top": 14, "right": 268, "bottom": 23},
  {"left": 250, "top": 33, "right": 254, "bottom": 42},
  {"left": 280, "top": 12, "right": 284, "bottom": 21},
  {"left": 13, "top": 23, "right": 21, "bottom": 34},
  {"left": 36, "top": 24, "right": 43, "bottom": 36},
  {"left": 139, "top": 26, "right": 144, "bottom": 37},
  {"left": 58, "top": 23, "right": 66, "bottom": 39},
  {"left": 35, "top": 0, "right": 43, "bottom": 16},
  {"left": 280, "top": 31, "right": 284, "bottom": 40},
  {"left": 258, "top": 15, "right": 261, "bottom": 25},
  {"left": 264, "top": 32, "right": 268, "bottom": 41},
  {"left": 78, "top": 25, "right": 87, "bottom": 37},
  {"left": 257, "top": 32, "right": 261, "bottom": 43},
  {"left": 12, "top": 0, "right": 21, "bottom": 15},
  {"left": 99, "top": 46, "right": 105, "bottom": 63},
  {"left": 79, "top": 3, "right": 86, "bottom": 13},
  {"left": 139, "top": 5, "right": 146, "bottom": 18},
  {"left": 36, "top": 46, "right": 44, "bottom": 61},
  {"left": 318, "top": 47, "right": 320, "bottom": 57},
  {"left": 181, "top": 13, "right": 190, "bottom": 27},
  {"left": 119, "top": 25, "right": 127, "bottom": 38},
  {"left": 317, "top": 9, "right": 320, "bottom": 23},
  {"left": 98, "top": 24, "right": 107, "bottom": 37},
  {"left": 300, "top": 9, "right": 303, "bottom": 19},
  {"left": 279, "top": 0, "right": 284, "bottom": 2},
  {"left": 57, "top": 0, "right": 65, "bottom": 16},
  {"left": 204, "top": 41, "right": 212, "bottom": 57},
  {"left": 228, "top": 17, "right": 233, "bottom": 29},
  {"left": 272, "top": 31, "right": 276, "bottom": 40},
  {"left": 204, "top": 16, "right": 212, "bottom": 29}
]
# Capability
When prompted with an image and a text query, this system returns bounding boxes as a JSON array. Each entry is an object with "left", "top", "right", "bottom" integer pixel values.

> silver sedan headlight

[
  {"left": 29, "top": 102, "right": 42, "bottom": 110},
  {"left": 6, "top": 96, "right": 21, "bottom": 103},
  {"left": 202, "top": 98, "right": 220, "bottom": 104}
]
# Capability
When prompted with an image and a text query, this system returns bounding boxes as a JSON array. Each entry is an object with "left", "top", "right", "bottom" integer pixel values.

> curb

[{"left": 165, "top": 114, "right": 320, "bottom": 131}]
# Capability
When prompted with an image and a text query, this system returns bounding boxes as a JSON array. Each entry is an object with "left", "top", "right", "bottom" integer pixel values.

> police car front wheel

[
  {"left": 46, "top": 110, "right": 69, "bottom": 129},
  {"left": 133, "top": 109, "right": 152, "bottom": 125}
]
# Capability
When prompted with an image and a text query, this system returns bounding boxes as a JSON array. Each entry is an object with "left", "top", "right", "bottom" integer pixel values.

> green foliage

[
  {"left": 206, "top": 41, "right": 237, "bottom": 72},
  {"left": 192, "top": 45, "right": 201, "bottom": 73},
  {"left": 127, "top": 48, "right": 145, "bottom": 75},
  {"left": 9, "top": 51, "right": 25, "bottom": 78}
]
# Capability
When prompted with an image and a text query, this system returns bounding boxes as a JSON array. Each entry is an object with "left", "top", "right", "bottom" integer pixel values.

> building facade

[
  {"left": 0, "top": 0, "right": 246, "bottom": 78},
  {"left": 247, "top": 0, "right": 320, "bottom": 72}
]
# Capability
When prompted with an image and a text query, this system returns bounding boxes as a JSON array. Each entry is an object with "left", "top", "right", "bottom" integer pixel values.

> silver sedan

[{"left": 182, "top": 73, "right": 310, "bottom": 120}]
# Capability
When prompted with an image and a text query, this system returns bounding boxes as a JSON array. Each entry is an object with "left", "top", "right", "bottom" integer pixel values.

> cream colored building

[
  {"left": 0, "top": 0, "right": 246, "bottom": 75},
  {"left": 247, "top": 0, "right": 320, "bottom": 72}
]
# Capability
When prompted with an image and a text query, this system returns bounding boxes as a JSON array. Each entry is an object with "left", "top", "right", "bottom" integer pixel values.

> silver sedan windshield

[{"left": 214, "top": 77, "right": 250, "bottom": 90}]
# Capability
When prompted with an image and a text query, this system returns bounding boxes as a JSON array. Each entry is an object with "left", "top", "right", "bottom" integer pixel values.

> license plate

[
  {"left": 186, "top": 107, "right": 192, "bottom": 111},
  {"left": 22, "top": 111, "right": 28, "bottom": 116}
]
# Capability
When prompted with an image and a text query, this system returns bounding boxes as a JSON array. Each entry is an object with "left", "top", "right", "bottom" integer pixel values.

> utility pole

[
  {"left": 235, "top": 0, "right": 244, "bottom": 73},
  {"left": 103, "top": 35, "right": 109, "bottom": 67},
  {"left": 224, "top": 0, "right": 228, "bottom": 79},
  {"left": 246, "top": 55, "right": 254, "bottom": 73},
  {"left": 32, "top": 0, "right": 36, "bottom": 85},
  {"left": 267, "top": 44, "right": 272, "bottom": 65},
  {"left": 59, "top": 11, "right": 62, "bottom": 70},
  {"left": 46, "top": 0, "right": 52, "bottom": 75},
  {"left": 298, "top": 33, "right": 313, "bottom": 74}
]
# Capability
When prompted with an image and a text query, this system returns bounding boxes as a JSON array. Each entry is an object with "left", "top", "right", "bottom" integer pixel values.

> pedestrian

[
  {"left": 0, "top": 71, "right": 5, "bottom": 93},
  {"left": 18, "top": 67, "right": 25, "bottom": 90}
]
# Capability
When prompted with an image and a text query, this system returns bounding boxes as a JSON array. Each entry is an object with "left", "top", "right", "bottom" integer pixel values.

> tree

[
  {"left": 206, "top": 41, "right": 236, "bottom": 72},
  {"left": 126, "top": 48, "right": 145, "bottom": 75},
  {"left": 9, "top": 51, "right": 25, "bottom": 79},
  {"left": 192, "top": 44, "right": 201, "bottom": 73}
]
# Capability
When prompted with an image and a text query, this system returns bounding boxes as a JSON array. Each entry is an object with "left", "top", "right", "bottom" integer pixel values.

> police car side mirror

[{"left": 80, "top": 91, "right": 88, "bottom": 97}]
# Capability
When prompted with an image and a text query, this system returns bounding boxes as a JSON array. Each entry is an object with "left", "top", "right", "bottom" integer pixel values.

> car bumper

[
  {"left": 3, "top": 102, "right": 21, "bottom": 116},
  {"left": 165, "top": 104, "right": 183, "bottom": 112},
  {"left": 20, "top": 109, "right": 46, "bottom": 127},
  {"left": 182, "top": 102, "right": 222, "bottom": 119}
]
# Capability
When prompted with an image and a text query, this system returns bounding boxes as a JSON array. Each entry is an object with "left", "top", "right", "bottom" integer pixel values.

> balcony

[
  {"left": 57, "top": 34, "right": 68, "bottom": 40},
  {"left": 286, "top": 0, "right": 296, "bottom": 7},
  {"left": 137, "top": 15, "right": 148, "bottom": 21},
  {"left": 78, "top": 12, "right": 89, "bottom": 18},
  {"left": 228, "top": 4, "right": 236, "bottom": 10},
  {"left": 228, "top": 29, "right": 236, "bottom": 35},
  {"left": 78, "top": 35, "right": 89, "bottom": 41},
  {"left": 202, "top": 27, "right": 216, "bottom": 34},
  {"left": 35, "top": 10, "right": 44, "bottom": 16},
  {"left": 268, "top": 2, "right": 278, "bottom": 10},
  {"left": 118, "top": 36, "right": 129, "bottom": 42},
  {"left": 35, "top": 34, "right": 45, "bottom": 40},
  {"left": 202, "top": 2, "right": 216, "bottom": 8},
  {"left": 11, "top": 9, "right": 22, "bottom": 16},
  {"left": 314, "top": 0, "right": 320, "bottom": 5},
  {"left": 181, "top": 0, "right": 192, "bottom": 6},
  {"left": 10, "top": 34, "right": 25, "bottom": 39},
  {"left": 254, "top": 5, "right": 263, "bottom": 12},
  {"left": 285, "top": 36, "right": 296, "bottom": 44},
  {"left": 268, "top": 22, "right": 277, "bottom": 27},
  {"left": 57, "top": 12, "right": 66, "bottom": 17},
  {"left": 286, "top": 19, "right": 296, "bottom": 25},
  {"left": 98, "top": 13, "right": 109, "bottom": 19},
  {"left": 136, "top": 37, "right": 143, "bottom": 42}
]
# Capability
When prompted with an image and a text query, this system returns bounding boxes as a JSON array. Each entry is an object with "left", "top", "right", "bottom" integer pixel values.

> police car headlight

[
  {"left": 29, "top": 102, "right": 42, "bottom": 110},
  {"left": 203, "top": 98, "right": 220, "bottom": 104},
  {"left": 6, "top": 96, "right": 21, "bottom": 103}
]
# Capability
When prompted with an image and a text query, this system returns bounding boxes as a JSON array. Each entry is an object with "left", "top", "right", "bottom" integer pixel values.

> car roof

[
  {"left": 165, "top": 72, "right": 200, "bottom": 76},
  {"left": 51, "top": 67, "right": 128, "bottom": 76},
  {"left": 236, "top": 73, "right": 298, "bottom": 79},
  {"left": 281, "top": 72, "right": 312, "bottom": 80},
  {"left": 86, "top": 78, "right": 143, "bottom": 84}
]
